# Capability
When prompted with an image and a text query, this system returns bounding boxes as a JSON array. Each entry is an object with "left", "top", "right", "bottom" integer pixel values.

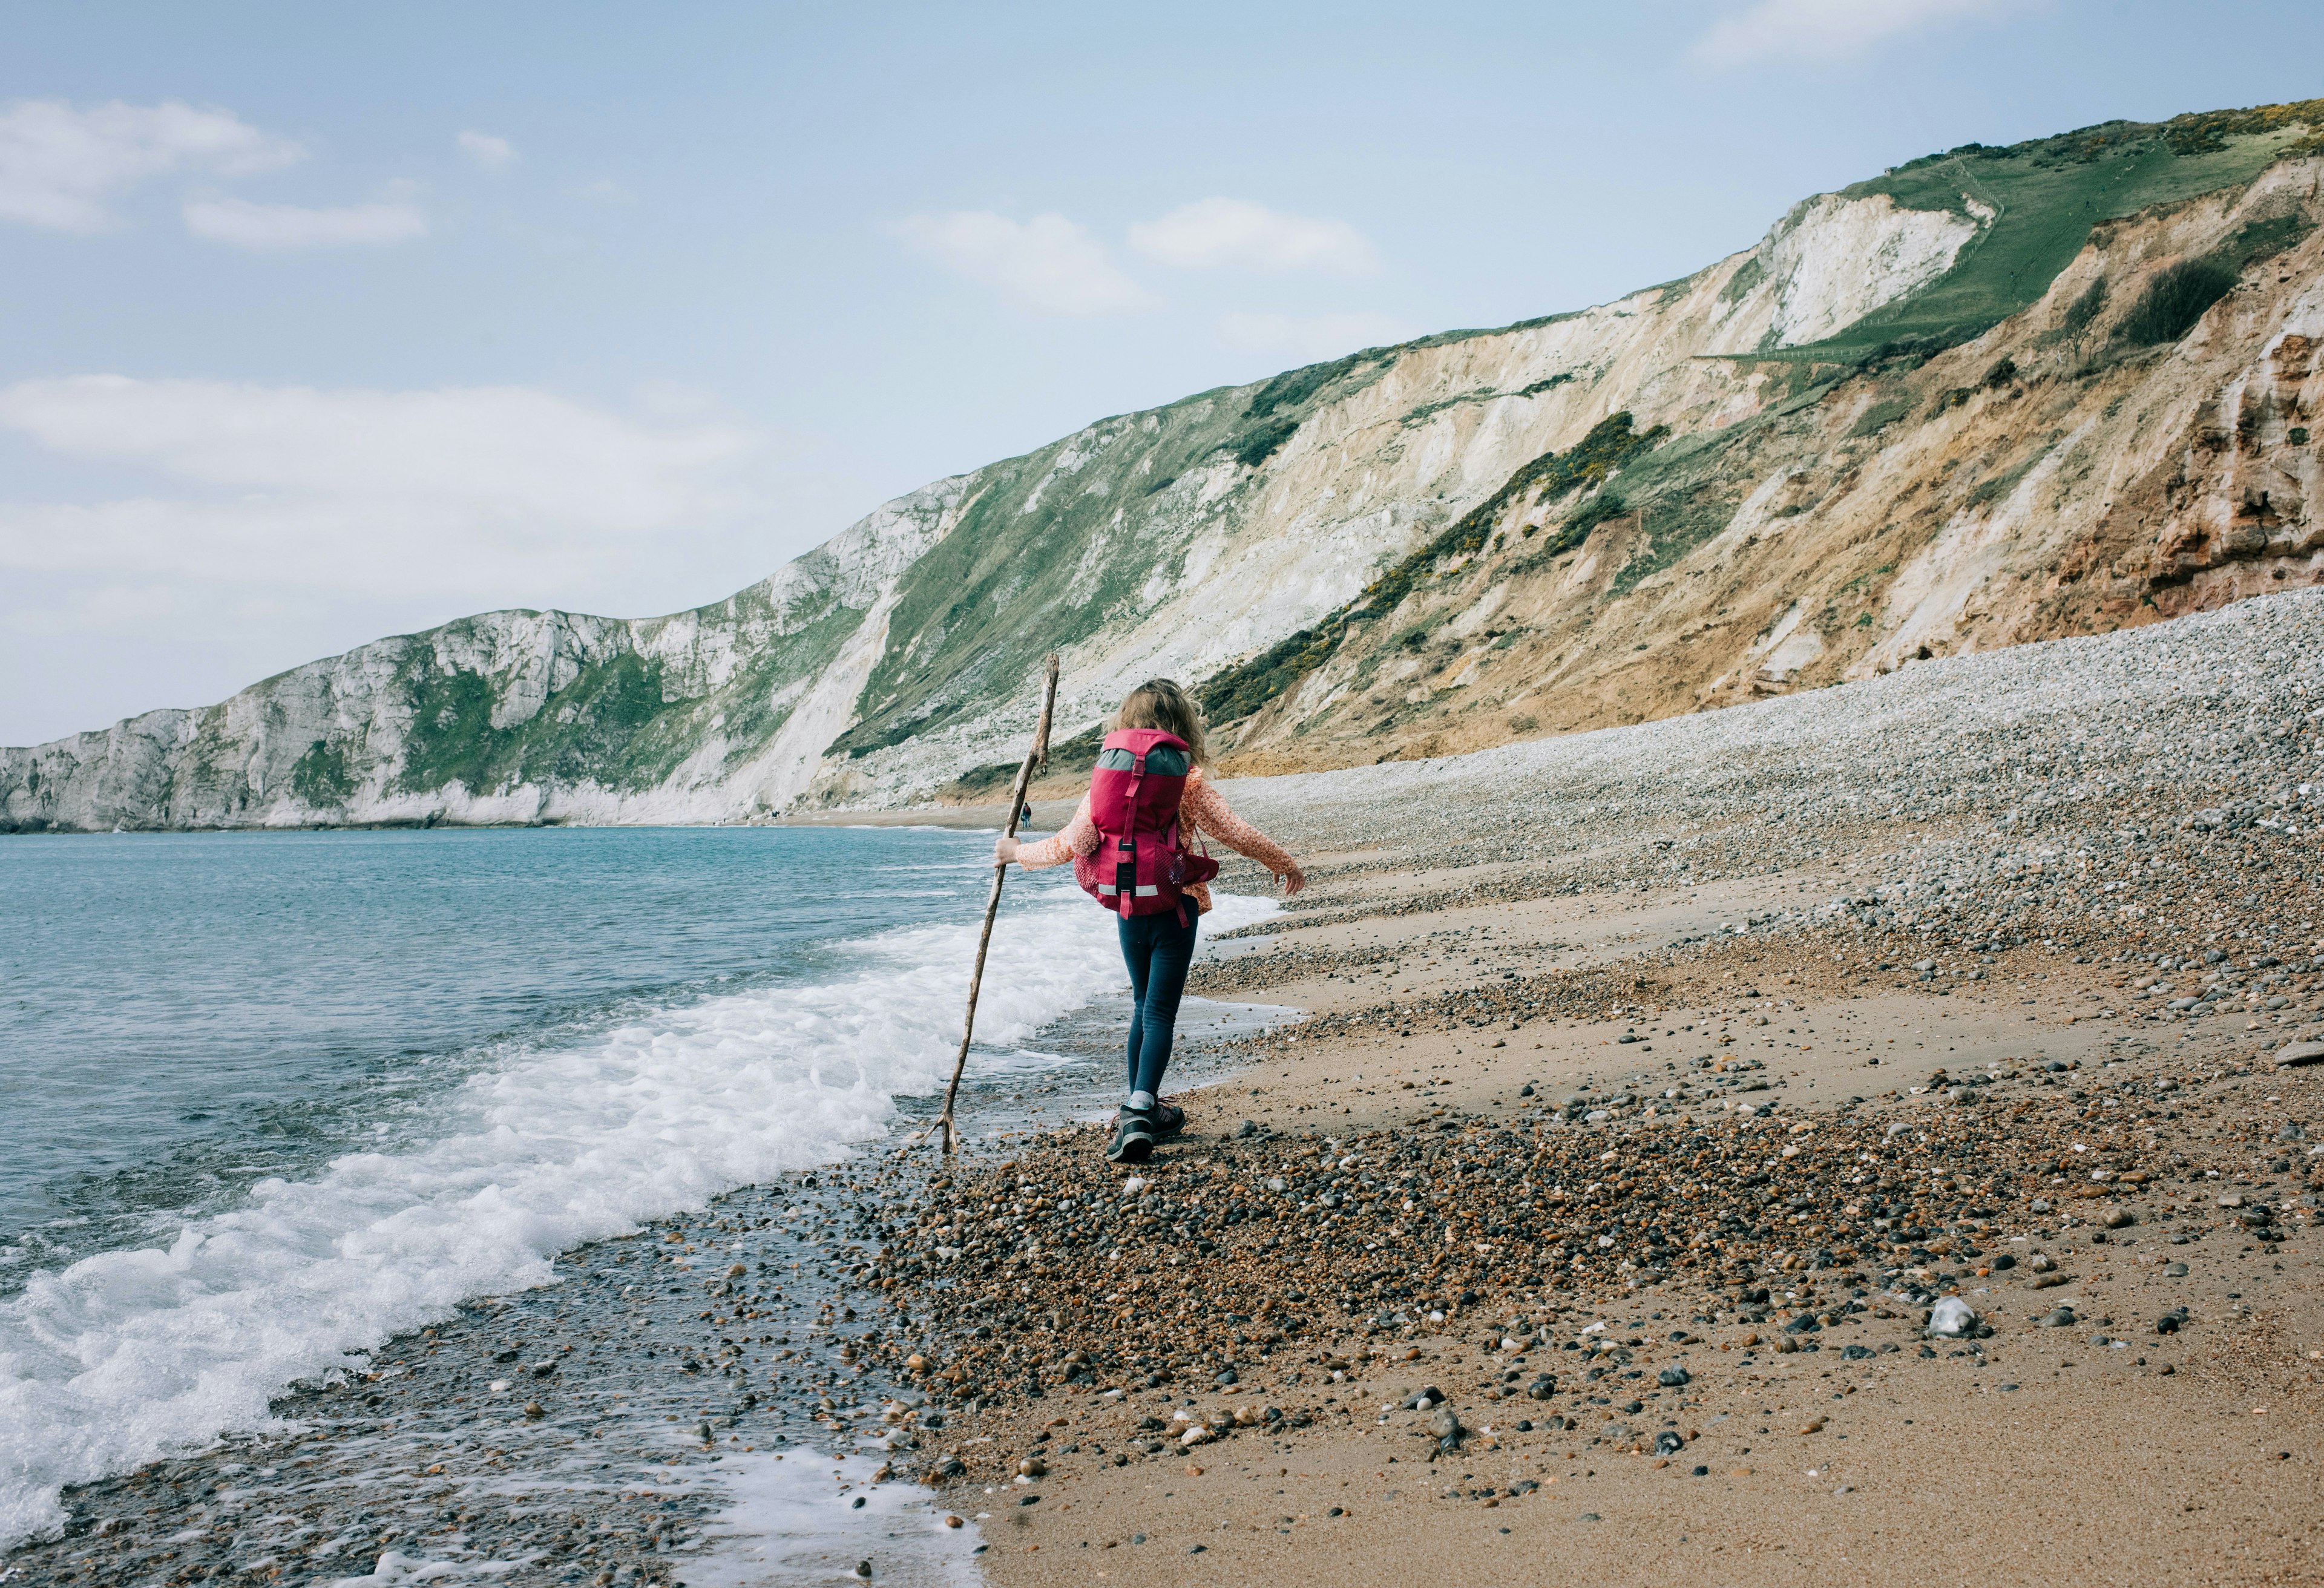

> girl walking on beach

[{"left": 995, "top": 679, "right": 1304, "bottom": 1163}]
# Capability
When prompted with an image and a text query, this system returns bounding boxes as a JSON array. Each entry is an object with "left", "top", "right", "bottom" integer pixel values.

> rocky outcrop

[{"left": 7, "top": 101, "right": 2323, "bottom": 832}]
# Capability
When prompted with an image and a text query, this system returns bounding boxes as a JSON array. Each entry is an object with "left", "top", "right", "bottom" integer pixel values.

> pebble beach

[{"left": 12, "top": 591, "right": 2324, "bottom": 1587}]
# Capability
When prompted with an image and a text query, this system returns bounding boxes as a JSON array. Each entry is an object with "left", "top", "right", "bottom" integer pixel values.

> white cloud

[
  {"left": 458, "top": 130, "right": 519, "bottom": 169},
  {"left": 890, "top": 211, "right": 1156, "bottom": 316},
  {"left": 0, "top": 98, "right": 301, "bottom": 232},
  {"left": 1692, "top": 0, "right": 2014, "bottom": 68},
  {"left": 0, "top": 376, "right": 756, "bottom": 600},
  {"left": 1130, "top": 198, "right": 1379, "bottom": 277},
  {"left": 1217, "top": 311, "right": 1418, "bottom": 363},
  {"left": 183, "top": 191, "right": 428, "bottom": 249}
]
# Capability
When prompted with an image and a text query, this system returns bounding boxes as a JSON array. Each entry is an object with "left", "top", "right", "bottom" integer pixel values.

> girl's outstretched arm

[
  {"left": 997, "top": 793, "right": 1095, "bottom": 868},
  {"left": 1181, "top": 776, "right": 1305, "bottom": 894}
]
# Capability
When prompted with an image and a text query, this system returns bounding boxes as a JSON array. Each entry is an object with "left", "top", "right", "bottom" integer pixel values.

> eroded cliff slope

[{"left": 7, "top": 101, "right": 2322, "bottom": 832}]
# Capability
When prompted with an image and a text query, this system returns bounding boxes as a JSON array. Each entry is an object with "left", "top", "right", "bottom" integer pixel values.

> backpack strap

[{"left": 1112, "top": 749, "right": 1144, "bottom": 917}]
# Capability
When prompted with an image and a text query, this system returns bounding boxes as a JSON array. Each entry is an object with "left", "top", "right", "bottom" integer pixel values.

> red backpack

[{"left": 1073, "top": 728, "right": 1219, "bottom": 919}]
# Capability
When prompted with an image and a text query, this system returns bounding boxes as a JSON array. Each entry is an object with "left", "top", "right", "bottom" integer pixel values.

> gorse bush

[
  {"left": 1196, "top": 622, "right": 1342, "bottom": 724},
  {"left": 2115, "top": 257, "right": 2240, "bottom": 347},
  {"left": 1242, "top": 348, "right": 1391, "bottom": 422},
  {"left": 1222, "top": 347, "right": 1403, "bottom": 470},
  {"left": 1231, "top": 414, "right": 1302, "bottom": 468},
  {"left": 1549, "top": 488, "right": 1630, "bottom": 551},
  {"left": 2161, "top": 97, "right": 2324, "bottom": 156},
  {"left": 2059, "top": 277, "right": 2108, "bottom": 342}
]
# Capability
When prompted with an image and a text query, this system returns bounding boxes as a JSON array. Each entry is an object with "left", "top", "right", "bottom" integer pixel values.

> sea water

[{"left": 0, "top": 827, "right": 1275, "bottom": 1551}]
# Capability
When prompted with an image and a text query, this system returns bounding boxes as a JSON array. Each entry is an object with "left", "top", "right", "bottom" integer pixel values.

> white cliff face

[
  {"left": 0, "top": 474, "right": 971, "bottom": 831},
  {"left": 801, "top": 190, "right": 2002, "bottom": 802},
  {"left": 1761, "top": 192, "right": 1984, "bottom": 347},
  {"left": 5, "top": 116, "right": 2317, "bottom": 832}
]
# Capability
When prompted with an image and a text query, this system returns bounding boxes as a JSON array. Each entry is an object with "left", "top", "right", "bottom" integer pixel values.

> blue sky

[{"left": 5, "top": 0, "right": 2320, "bottom": 745}]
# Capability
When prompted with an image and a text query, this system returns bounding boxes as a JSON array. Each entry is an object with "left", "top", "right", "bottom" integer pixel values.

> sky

[{"left": 5, "top": 0, "right": 2320, "bottom": 746}]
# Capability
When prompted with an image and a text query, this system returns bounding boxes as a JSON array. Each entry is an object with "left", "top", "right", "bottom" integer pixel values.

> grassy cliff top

[{"left": 1765, "top": 98, "right": 2324, "bottom": 361}]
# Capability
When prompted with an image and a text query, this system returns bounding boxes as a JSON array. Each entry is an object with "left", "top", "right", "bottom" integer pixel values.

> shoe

[
  {"left": 1105, "top": 1109, "right": 1156, "bottom": 1164},
  {"left": 1149, "top": 1100, "right": 1186, "bottom": 1138}
]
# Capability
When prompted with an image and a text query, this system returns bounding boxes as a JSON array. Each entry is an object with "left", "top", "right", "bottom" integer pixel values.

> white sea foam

[
  {"left": 0, "top": 883, "right": 1275, "bottom": 1549},
  {"left": 683, "top": 1448, "right": 985, "bottom": 1588}
]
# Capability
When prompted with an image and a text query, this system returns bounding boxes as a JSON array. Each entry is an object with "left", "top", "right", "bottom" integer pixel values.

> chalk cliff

[{"left": 7, "top": 100, "right": 2320, "bottom": 831}]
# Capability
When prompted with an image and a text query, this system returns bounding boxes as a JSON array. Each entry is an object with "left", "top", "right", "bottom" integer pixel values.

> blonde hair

[{"left": 1114, "top": 678, "right": 1209, "bottom": 767}]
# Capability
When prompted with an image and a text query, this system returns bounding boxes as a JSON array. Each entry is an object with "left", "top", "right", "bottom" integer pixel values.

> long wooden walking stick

[{"left": 934, "top": 652, "right": 1060, "bottom": 1155}]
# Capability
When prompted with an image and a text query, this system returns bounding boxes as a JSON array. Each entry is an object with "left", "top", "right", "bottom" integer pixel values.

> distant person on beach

[{"left": 994, "top": 678, "right": 1304, "bottom": 1163}]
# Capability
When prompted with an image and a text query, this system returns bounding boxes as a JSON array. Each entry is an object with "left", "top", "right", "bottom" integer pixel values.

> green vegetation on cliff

[
  {"left": 1198, "top": 413, "right": 1668, "bottom": 723},
  {"left": 290, "top": 738, "right": 357, "bottom": 808},
  {"left": 394, "top": 649, "right": 684, "bottom": 796},
  {"left": 12, "top": 97, "right": 2323, "bottom": 832},
  {"left": 831, "top": 352, "right": 1403, "bottom": 758},
  {"left": 2108, "top": 211, "right": 2314, "bottom": 353},
  {"left": 1772, "top": 105, "right": 2317, "bottom": 362}
]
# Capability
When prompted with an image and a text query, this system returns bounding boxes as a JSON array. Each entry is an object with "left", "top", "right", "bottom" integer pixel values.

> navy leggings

[{"left": 1119, "top": 902, "right": 1198, "bottom": 1098}]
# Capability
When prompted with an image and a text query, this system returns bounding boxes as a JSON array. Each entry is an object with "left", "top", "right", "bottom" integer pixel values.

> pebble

[{"left": 1926, "top": 1298, "right": 1978, "bottom": 1337}]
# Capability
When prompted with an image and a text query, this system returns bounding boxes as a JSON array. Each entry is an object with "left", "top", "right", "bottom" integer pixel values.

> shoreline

[
  {"left": 0, "top": 991, "right": 1290, "bottom": 1587},
  {"left": 21, "top": 858, "right": 2319, "bottom": 1584},
  {"left": 13, "top": 596, "right": 2324, "bottom": 1584},
  {"left": 0, "top": 798, "right": 1075, "bottom": 841}
]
